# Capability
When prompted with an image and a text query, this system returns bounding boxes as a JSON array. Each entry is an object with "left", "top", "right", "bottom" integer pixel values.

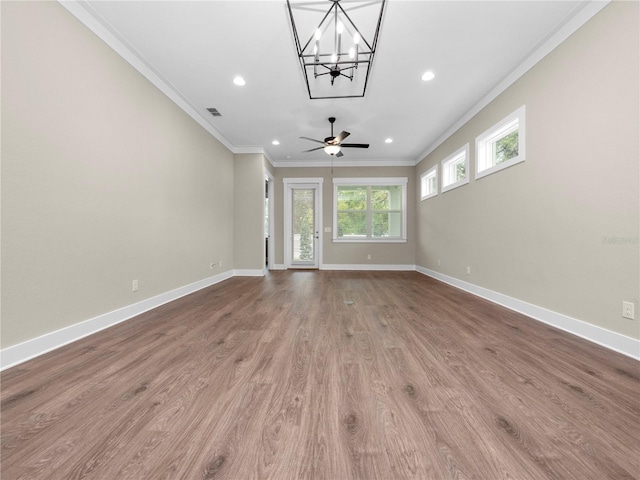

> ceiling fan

[{"left": 301, "top": 117, "right": 369, "bottom": 157}]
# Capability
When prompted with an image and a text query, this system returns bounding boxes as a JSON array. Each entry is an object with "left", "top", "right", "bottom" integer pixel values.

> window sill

[
  {"left": 333, "top": 238, "right": 407, "bottom": 244},
  {"left": 420, "top": 192, "right": 437, "bottom": 201},
  {"left": 476, "top": 155, "right": 525, "bottom": 180},
  {"left": 442, "top": 177, "right": 469, "bottom": 193}
]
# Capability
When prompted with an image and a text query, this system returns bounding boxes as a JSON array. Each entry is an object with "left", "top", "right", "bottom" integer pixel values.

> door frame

[
  {"left": 283, "top": 177, "right": 323, "bottom": 269},
  {"left": 264, "top": 170, "right": 275, "bottom": 272}
]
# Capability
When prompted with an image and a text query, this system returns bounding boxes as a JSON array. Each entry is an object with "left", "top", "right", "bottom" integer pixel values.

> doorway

[{"left": 284, "top": 178, "right": 323, "bottom": 269}]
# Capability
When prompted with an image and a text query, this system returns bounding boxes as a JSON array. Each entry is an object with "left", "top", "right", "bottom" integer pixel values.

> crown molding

[
  {"left": 415, "top": 0, "right": 611, "bottom": 165},
  {"left": 233, "top": 147, "right": 275, "bottom": 167},
  {"left": 58, "top": 0, "right": 610, "bottom": 169},
  {"left": 58, "top": 1, "right": 237, "bottom": 153},
  {"left": 273, "top": 158, "right": 415, "bottom": 168}
]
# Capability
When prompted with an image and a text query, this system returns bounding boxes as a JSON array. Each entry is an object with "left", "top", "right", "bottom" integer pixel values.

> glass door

[{"left": 284, "top": 179, "right": 322, "bottom": 269}]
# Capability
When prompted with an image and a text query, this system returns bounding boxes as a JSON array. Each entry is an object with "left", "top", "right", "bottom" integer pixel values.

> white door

[{"left": 284, "top": 178, "right": 323, "bottom": 269}]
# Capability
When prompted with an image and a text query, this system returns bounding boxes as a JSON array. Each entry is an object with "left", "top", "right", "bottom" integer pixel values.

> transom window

[
  {"left": 420, "top": 165, "right": 438, "bottom": 200},
  {"left": 333, "top": 178, "right": 407, "bottom": 243},
  {"left": 441, "top": 144, "right": 469, "bottom": 192},
  {"left": 476, "top": 105, "right": 525, "bottom": 179}
]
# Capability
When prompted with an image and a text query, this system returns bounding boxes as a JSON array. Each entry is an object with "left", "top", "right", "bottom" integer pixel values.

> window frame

[
  {"left": 333, "top": 177, "right": 407, "bottom": 243},
  {"left": 475, "top": 105, "right": 526, "bottom": 179},
  {"left": 441, "top": 143, "right": 470, "bottom": 193},
  {"left": 420, "top": 165, "right": 438, "bottom": 201}
]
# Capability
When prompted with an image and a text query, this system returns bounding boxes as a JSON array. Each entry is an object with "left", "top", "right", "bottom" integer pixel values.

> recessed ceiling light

[
  {"left": 233, "top": 76, "right": 246, "bottom": 86},
  {"left": 272, "top": 140, "right": 280, "bottom": 145},
  {"left": 385, "top": 138, "right": 393, "bottom": 144},
  {"left": 421, "top": 70, "right": 435, "bottom": 82}
]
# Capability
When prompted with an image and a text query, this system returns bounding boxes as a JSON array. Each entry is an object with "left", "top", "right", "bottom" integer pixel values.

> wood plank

[{"left": 2, "top": 271, "right": 639, "bottom": 479}]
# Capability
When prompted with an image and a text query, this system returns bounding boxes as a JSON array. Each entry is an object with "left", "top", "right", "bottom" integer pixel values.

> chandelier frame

[{"left": 286, "top": 0, "right": 386, "bottom": 100}]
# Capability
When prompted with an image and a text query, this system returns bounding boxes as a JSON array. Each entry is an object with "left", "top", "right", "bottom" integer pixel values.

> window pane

[
  {"left": 494, "top": 130, "right": 518, "bottom": 165},
  {"left": 388, "top": 185, "right": 402, "bottom": 209},
  {"left": 428, "top": 175, "right": 436, "bottom": 193},
  {"left": 454, "top": 159, "right": 466, "bottom": 181},
  {"left": 292, "top": 189, "right": 314, "bottom": 261},
  {"left": 371, "top": 186, "right": 402, "bottom": 210},
  {"left": 338, "top": 212, "right": 366, "bottom": 237},
  {"left": 371, "top": 188, "right": 389, "bottom": 210},
  {"left": 337, "top": 186, "right": 366, "bottom": 210},
  {"left": 373, "top": 212, "right": 401, "bottom": 237}
]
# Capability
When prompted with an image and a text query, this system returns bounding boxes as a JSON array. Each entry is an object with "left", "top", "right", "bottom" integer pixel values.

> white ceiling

[{"left": 69, "top": 0, "right": 604, "bottom": 167}]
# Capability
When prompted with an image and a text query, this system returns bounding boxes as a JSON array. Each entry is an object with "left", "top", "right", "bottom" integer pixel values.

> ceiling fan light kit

[
  {"left": 301, "top": 117, "right": 369, "bottom": 157},
  {"left": 286, "top": 0, "right": 386, "bottom": 100},
  {"left": 324, "top": 144, "right": 341, "bottom": 156}
]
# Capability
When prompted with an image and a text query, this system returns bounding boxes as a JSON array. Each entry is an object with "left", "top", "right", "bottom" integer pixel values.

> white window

[
  {"left": 476, "top": 105, "right": 525, "bottom": 179},
  {"left": 420, "top": 165, "right": 438, "bottom": 200},
  {"left": 333, "top": 177, "right": 407, "bottom": 243},
  {"left": 441, "top": 144, "right": 469, "bottom": 192}
]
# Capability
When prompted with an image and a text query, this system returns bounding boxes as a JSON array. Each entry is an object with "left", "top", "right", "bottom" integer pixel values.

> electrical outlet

[
  {"left": 367, "top": 254, "right": 372, "bottom": 260},
  {"left": 132, "top": 279, "right": 139, "bottom": 292},
  {"left": 437, "top": 259, "right": 441, "bottom": 267},
  {"left": 622, "top": 301, "right": 635, "bottom": 320},
  {"left": 218, "top": 260, "right": 223, "bottom": 267},
  {"left": 466, "top": 266, "right": 471, "bottom": 275}
]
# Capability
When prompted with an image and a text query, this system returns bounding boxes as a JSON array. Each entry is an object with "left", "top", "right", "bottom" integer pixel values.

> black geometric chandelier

[{"left": 286, "top": 0, "right": 386, "bottom": 100}]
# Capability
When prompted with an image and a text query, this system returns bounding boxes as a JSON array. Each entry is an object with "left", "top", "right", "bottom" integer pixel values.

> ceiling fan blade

[
  {"left": 336, "top": 150, "right": 344, "bottom": 157},
  {"left": 341, "top": 143, "right": 370, "bottom": 148},
  {"left": 300, "top": 136, "right": 325, "bottom": 145},
  {"left": 303, "top": 146, "right": 324, "bottom": 153},
  {"left": 334, "top": 131, "right": 350, "bottom": 144}
]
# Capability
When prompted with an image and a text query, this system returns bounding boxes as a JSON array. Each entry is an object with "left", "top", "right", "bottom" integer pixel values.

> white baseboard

[
  {"left": 0, "top": 270, "right": 234, "bottom": 371},
  {"left": 416, "top": 266, "right": 639, "bottom": 361},
  {"left": 233, "top": 269, "right": 265, "bottom": 277},
  {"left": 4, "top": 266, "right": 636, "bottom": 371},
  {"left": 321, "top": 264, "right": 417, "bottom": 271}
]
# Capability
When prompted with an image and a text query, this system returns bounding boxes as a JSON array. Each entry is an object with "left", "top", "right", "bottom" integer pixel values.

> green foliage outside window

[
  {"left": 293, "top": 189, "right": 314, "bottom": 260},
  {"left": 455, "top": 161, "right": 466, "bottom": 182},
  {"left": 495, "top": 130, "right": 519, "bottom": 165}
]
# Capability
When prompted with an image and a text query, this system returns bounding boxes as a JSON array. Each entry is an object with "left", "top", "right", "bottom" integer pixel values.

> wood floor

[{"left": 2, "top": 271, "right": 639, "bottom": 480}]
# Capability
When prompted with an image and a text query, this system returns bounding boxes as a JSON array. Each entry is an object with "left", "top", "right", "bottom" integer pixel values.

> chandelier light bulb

[
  {"left": 349, "top": 47, "right": 355, "bottom": 59},
  {"left": 337, "top": 22, "right": 344, "bottom": 34},
  {"left": 315, "top": 28, "right": 322, "bottom": 40},
  {"left": 331, "top": 53, "right": 337, "bottom": 63},
  {"left": 353, "top": 32, "right": 360, "bottom": 45}
]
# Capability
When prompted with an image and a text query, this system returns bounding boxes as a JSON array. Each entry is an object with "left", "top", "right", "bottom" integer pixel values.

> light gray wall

[
  {"left": 1, "top": 1, "right": 235, "bottom": 348},
  {"left": 415, "top": 1, "right": 639, "bottom": 340},
  {"left": 233, "top": 153, "right": 267, "bottom": 271},
  {"left": 274, "top": 166, "right": 416, "bottom": 267}
]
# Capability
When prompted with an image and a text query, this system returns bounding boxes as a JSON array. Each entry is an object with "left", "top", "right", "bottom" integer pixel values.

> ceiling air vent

[{"left": 206, "top": 107, "right": 222, "bottom": 117}]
